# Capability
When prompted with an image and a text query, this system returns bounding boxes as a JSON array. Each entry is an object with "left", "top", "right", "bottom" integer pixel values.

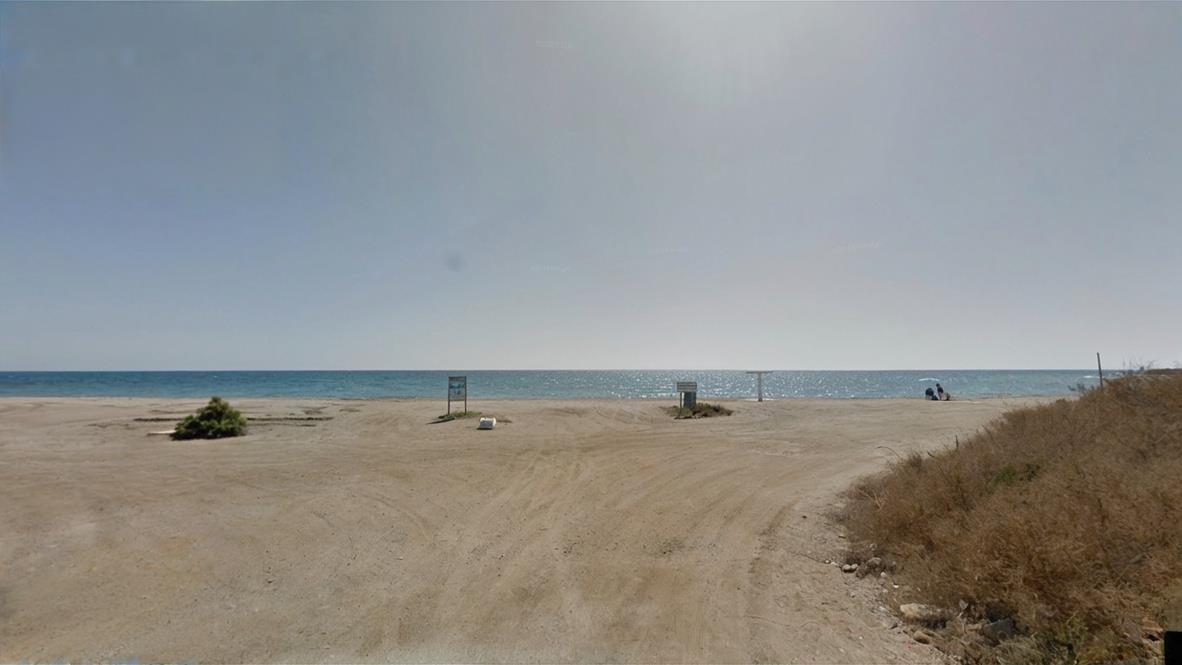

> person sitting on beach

[
  {"left": 936, "top": 383, "right": 946, "bottom": 400},
  {"left": 925, "top": 387, "right": 937, "bottom": 400}
]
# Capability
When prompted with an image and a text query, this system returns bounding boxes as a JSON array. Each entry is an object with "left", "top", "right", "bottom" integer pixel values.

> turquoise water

[{"left": 0, "top": 370, "right": 1097, "bottom": 399}]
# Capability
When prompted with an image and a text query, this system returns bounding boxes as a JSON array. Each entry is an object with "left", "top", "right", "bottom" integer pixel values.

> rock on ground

[{"left": 899, "top": 603, "right": 953, "bottom": 625}]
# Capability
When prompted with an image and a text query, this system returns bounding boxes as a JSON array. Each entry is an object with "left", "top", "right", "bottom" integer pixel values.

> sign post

[
  {"left": 448, "top": 376, "right": 467, "bottom": 415},
  {"left": 676, "top": 381, "right": 698, "bottom": 410},
  {"left": 746, "top": 371, "right": 772, "bottom": 402}
]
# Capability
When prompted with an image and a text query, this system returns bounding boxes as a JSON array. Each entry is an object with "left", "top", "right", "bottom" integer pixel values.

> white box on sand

[{"left": 478, "top": 417, "right": 496, "bottom": 430}]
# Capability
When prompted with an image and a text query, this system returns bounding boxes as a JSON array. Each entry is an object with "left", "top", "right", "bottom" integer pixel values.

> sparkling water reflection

[{"left": 0, "top": 370, "right": 1098, "bottom": 399}]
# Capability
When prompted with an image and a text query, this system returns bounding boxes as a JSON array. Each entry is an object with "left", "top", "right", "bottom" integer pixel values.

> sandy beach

[{"left": 0, "top": 396, "right": 1049, "bottom": 663}]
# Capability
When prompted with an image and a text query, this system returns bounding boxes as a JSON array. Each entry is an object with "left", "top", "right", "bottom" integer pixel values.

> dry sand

[{"left": 0, "top": 396, "right": 1048, "bottom": 663}]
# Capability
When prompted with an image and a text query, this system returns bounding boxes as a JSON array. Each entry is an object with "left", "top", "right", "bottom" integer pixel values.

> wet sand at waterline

[{"left": 1, "top": 396, "right": 1049, "bottom": 663}]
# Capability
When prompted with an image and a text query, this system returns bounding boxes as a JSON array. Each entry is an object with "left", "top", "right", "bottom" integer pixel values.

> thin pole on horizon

[
  {"left": 1097, "top": 352, "right": 1104, "bottom": 389},
  {"left": 747, "top": 371, "right": 771, "bottom": 402}
]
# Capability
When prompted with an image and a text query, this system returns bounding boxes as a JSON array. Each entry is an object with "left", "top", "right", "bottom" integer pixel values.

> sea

[{"left": 0, "top": 370, "right": 1099, "bottom": 400}]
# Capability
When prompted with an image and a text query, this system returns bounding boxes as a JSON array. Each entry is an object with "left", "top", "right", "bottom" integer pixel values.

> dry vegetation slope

[{"left": 841, "top": 372, "right": 1182, "bottom": 663}]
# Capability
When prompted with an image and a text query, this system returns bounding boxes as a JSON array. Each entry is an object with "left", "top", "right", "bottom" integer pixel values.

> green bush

[
  {"left": 172, "top": 396, "right": 247, "bottom": 440},
  {"left": 665, "top": 402, "right": 733, "bottom": 419}
]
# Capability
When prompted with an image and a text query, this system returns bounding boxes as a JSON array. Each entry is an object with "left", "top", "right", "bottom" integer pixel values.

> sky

[{"left": 2, "top": 2, "right": 1180, "bottom": 371}]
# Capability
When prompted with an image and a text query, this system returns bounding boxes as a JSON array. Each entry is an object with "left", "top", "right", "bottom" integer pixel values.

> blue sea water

[{"left": 0, "top": 370, "right": 1097, "bottom": 399}]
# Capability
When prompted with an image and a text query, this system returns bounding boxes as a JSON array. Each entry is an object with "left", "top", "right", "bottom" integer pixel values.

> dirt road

[{"left": 0, "top": 396, "right": 1044, "bottom": 663}]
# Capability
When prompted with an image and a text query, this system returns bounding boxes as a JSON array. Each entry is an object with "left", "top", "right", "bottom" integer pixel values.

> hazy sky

[{"left": 2, "top": 2, "right": 1180, "bottom": 370}]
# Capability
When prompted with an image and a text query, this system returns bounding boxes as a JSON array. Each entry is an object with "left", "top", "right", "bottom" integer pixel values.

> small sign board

[
  {"left": 676, "top": 381, "right": 698, "bottom": 410},
  {"left": 447, "top": 375, "right": 467, "bottom": 414},
  {"left": 448, "top": 376, "right": 467, "bottom": 400}
]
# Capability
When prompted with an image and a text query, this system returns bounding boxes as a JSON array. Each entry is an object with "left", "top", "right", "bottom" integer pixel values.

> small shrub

[
  {"left": 665, "top": 402, "right": 733, "bottom": 419},
  {"left": 172, "top": 396, "right": 247, "bottom": 440},
  {"left": 435, "top": 411, "right": 482, "bottom": 422}
]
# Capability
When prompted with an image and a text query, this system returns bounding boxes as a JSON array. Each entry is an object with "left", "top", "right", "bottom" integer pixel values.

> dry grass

[
  {"left": 841, "top": 372, "right": 1182, "bottom": 663},
  {"left": 435, "top": 410, "right": 482, "bottom": 422},
  {"left": 665, "top": 402, "right": 734, "bottom": 419}
]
